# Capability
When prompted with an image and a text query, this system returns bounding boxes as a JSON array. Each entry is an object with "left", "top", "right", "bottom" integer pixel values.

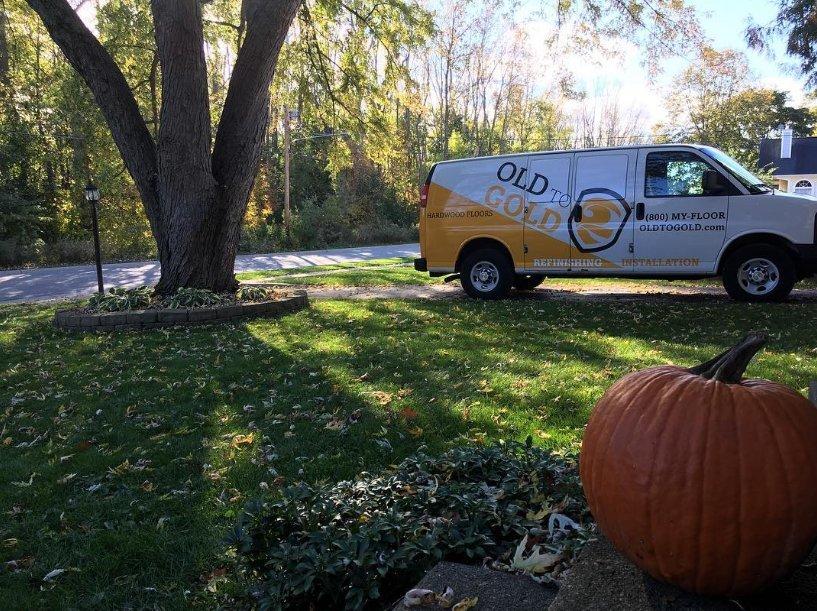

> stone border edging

[{"left": 53, "top": 290, "right": 308, "bottom": 332}]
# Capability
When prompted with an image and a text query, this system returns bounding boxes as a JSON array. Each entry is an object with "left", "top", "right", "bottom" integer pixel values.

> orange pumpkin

[{"left": 580, "top": 333, "right": 817, "bottom": 596}]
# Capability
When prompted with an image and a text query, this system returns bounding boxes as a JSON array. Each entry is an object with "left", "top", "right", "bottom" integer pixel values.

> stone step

[
  {"left": 391, "top": 561, "right": 557, "bottom": 611},
  {"left": 549, "top": 536, "right": 817, "bottom": 611}
]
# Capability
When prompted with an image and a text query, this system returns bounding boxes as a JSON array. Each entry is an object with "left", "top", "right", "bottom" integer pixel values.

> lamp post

[{"left": 84, "top": 182, "right": 104, "bottom": 294}]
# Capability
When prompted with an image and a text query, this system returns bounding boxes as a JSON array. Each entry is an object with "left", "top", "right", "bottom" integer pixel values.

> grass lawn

[
  {"left": 237, "top": 257, "right": 817, "bottom": 291},
  {"left": 237, "top": 258, "right": 427, "bottom": 287},
  {"left": 2, "top": 297, "right": 817, "bottom": 608}
]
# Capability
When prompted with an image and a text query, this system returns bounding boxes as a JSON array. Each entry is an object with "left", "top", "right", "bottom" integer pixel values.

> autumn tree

[
  {"left": 25, "top": 0, "right": 301, "bottom": 293},
  {"left": 660, "top": 47, "right": 815, "bottom": 167}
]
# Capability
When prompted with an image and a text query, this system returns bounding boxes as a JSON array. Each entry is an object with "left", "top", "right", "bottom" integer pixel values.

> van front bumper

[{"left": 414, "top": 258, "right": 428, "bottom": 272}]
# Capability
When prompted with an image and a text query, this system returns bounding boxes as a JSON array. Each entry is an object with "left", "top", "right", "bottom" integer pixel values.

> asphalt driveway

[{"left": 0, "top": 243, "right": 420, "bottom": 303}]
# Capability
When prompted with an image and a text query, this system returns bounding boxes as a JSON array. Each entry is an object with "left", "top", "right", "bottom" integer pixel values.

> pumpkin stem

[{"left": 688, "top": 332, "right": 769, "bottom": 384}]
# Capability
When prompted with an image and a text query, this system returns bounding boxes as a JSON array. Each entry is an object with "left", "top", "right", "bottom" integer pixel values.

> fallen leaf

[
  {"left": 403, "top": 589, "right": 439, "bottom": 607},
  {"left": 57, "top": 473, "right": 77, "bottom": 485},
  {"left": 511, "top": 535, "right": 562, "bottom": 574},
  {"left": 399, "top": 407, "right": 419, "bottom": 420},
  {"left": 11, "top": 472, "right": 36, "bottom": 487},
  {"left": 407, "top": 426, "right": 424, "bottom": 438},
  {"left": 230, "top": 433, "right": 254, "bottom": 448},
  {"left": 371, "top": 391, "right": 393, "bottom": 406},
  {"left": 43, "top": 568, "right": 67, "bottom": 582},
  {"left": 452, "top": 596, "right": 478, "bottom": 611},
  {"left": 325, "top": 419, "right": 344, "bottom": 431}
]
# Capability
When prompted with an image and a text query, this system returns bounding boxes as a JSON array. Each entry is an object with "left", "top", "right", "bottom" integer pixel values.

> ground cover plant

[
  {"left": 2, "top": 297, "right": 817, "bottom": 608},
  {"left": 233, "top": 441, "right": 588, "bottom": 609}
]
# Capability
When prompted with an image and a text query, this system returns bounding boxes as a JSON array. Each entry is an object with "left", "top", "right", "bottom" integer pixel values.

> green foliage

[
  {"left": 87, "top": 286, "right": 154, "bottom": 312},
  {"left": 166, "top": 287, "right": 231, "bottom": 309},
  {"left": 232, "top": 441, "right": 588, "bottom": 610},
  {"left": 747, "top": 1, "right": 817, "bottom": 88},
  {"left": 235, "top": 285, "right": 278, "bottom": 302},
  {"left": 662, "top": 47, "right": 816, "bottom": 169}
]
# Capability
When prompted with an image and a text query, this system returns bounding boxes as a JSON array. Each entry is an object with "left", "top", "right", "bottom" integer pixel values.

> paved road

[{"left": 0, "top": 243, "right": 420, "bottom": 303}]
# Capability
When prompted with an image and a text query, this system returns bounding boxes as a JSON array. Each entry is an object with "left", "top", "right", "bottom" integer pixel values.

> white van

[{"left": 414, "top": 144, "right": 817, "bottom": 301}]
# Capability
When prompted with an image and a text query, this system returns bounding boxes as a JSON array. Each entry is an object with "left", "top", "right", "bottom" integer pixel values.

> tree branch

[
  {"left": 211, "top": 0, "right": 301, "bottom": 195},
  {"left": 25, "top": 0, "right": 160, "bottom": 229}
]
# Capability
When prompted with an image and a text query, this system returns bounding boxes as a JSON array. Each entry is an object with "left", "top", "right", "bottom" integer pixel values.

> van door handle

[
  {"left": 573, "top": 204, "right": 583, "bottom": 223},
  {"left": 636, "top": 202, "right": 645, "bottom": 221}
]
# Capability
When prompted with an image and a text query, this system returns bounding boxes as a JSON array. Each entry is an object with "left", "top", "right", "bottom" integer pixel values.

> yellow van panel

[{"left": 423, "top": 183, "right": 524, "bottom": 270}]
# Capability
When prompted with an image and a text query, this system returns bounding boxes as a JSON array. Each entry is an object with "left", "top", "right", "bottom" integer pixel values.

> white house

[{"left": 759, "top": 128, "right": 817, "bottom": 196}]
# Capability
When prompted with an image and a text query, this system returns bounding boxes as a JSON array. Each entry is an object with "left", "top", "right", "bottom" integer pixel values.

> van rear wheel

[
  {"left": 722, "top": 244, "right": 795, "bottom": 302},
  {"left": 460, "top": 248, "right": 514, "bottom": 299},
  {"left": 513, "top": 274, "right": 546, "bottom": 291}
]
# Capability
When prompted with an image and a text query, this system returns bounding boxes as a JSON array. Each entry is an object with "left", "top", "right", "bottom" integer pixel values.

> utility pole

[{"left": 283, "top": 106, "right": 294, "bottom": 242}]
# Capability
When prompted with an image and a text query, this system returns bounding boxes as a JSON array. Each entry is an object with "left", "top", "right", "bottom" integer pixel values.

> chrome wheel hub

[
  {"left": 471, "top": 261, "right": 499, "bottom": 292},
  {"left": 738, "top": 258, "right": 779, "bottom": 295}
]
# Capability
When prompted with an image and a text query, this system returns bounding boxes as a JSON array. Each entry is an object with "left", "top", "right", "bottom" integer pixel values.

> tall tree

[
  {"left": 659, "top": 47, "right": 815, "bottom": 168},
  {"left": 25, "top": 0, "right": 301, "bottom": 293},
  {"left": 747, "top": 0, "right": 817, "bottom": 88}
]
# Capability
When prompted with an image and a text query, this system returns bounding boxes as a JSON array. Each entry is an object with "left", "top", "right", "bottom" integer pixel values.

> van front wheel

[
  {"left": 460, "top": 248, "right": 514, "bottom": 299},
  {"left": 722, "top": 244, "right": 796, "bottom": 302},
  {"left": 513, "top": 274, "right": 546, "bottom": 291}
]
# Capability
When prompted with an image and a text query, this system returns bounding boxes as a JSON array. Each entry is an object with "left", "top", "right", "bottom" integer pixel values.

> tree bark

[{"left": 26, "top": 0, "right": 302, "bottom": 294}]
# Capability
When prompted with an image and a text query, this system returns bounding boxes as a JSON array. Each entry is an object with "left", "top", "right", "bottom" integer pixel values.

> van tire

[
  {"left": 460, "top": 248, "right": 514, "bottom": 299},
  {"left": 513, "top": 274, "right": 546, "bottom": 291},
  {"left": 721, "top": 244, "right": 796, "bottom": 302}
]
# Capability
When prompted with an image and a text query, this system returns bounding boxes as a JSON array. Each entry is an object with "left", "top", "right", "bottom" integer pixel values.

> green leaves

[
  {"left": 232, "top": 441, "right": 589, "bottom": 610},
  {"left": 166, "top": 288, "right": 230, "bottom": 309},
  {"left": 87, "top": 286, "right": 154, "bottom": 312}
]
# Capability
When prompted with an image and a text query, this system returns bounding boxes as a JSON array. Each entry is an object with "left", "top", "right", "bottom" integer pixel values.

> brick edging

[{"left": 53, "top": 291, "right": 308, "bottom": 332}]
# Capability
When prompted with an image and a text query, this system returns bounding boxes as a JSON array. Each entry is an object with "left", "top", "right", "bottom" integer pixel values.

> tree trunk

[{"left": 26, "top": 0, "right": 301, "bottom": 294}]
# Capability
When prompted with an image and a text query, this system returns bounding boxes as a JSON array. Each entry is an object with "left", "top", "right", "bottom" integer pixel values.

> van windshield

[{"left": 698, "top": 146, "right": 771, "bottom": 194}]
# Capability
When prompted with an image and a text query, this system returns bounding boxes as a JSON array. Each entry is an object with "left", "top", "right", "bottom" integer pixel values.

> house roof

[{"left": 759, "top": 136, "right": 817, "bottom": 176}]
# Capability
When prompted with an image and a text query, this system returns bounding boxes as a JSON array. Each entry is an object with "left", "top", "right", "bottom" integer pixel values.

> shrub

[
  {"left": 87, "top": 286, "right": 155, "bottom": 312},
  {"left": 236, "top": 285, "right": 277, "bottom": 302},
  {"left": 166, "top": 287, "right": 231, "bottom": 309},
  {"left": 230, "top": 440, "right": 590, "bottom": 610}
]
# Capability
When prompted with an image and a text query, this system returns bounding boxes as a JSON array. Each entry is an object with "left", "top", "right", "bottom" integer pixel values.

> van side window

[{"left": 645, "top": 152, "right": 732, "bottom": 198}]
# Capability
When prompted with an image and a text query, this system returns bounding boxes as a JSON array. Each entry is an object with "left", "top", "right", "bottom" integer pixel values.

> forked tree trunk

[{"left": 26, "top": 0, "right": 301, "bottom": 294}]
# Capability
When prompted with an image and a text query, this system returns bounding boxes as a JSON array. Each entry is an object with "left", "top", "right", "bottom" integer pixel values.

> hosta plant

[
  {"left": 236, "top": 285, "right": 278, "bottom": 302},
  {"left": 166, "top": 287, "right": 231, "bottom": 309},
  {"left": 87, "top": 286, "right": 155, "bottom": 312}
]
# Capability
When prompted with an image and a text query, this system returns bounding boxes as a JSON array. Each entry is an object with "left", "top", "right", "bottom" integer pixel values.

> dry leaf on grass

[
  {"left": 399, "top": 407, "right": 419, "bottom": 420},
  {"left": 230, "top": 433, "right": 254, "bottom": 448}
]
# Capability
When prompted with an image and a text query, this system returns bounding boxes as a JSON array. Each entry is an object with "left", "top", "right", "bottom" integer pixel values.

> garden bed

[{"left": 53, "top": 289, "right": 308, "bottom": 332}]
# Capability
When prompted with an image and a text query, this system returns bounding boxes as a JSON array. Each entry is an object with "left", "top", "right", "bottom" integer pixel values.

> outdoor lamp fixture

[{"left": 84, "top": 182, "right": 105, "bottom": 294}]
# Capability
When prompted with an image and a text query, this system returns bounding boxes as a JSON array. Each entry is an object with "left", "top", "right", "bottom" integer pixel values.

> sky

[
  {"left": 76, "top": 0, "right": 811, "bottom": 128},
  {"left": 532, "top": 0, "right": 812, "bottom": 126}
]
